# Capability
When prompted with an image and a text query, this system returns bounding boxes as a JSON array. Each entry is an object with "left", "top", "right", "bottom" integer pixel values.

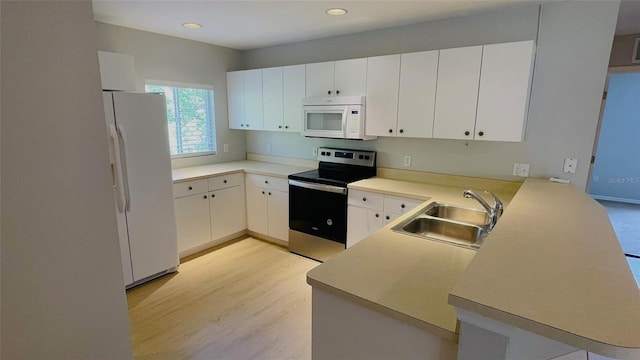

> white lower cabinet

[
  {"left": 347, "top": 189, "right": 423, "bottom": 248},
  {"left": 173, "top": 173, "right": 246, "bottom": 257},
  {"left": 245, "top": 173, "right": 289, "bottom": 242}
]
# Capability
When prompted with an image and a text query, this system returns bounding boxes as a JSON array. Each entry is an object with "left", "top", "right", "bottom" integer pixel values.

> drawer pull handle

[
  {"left": 385, "top": 215, "right": 390, "bottom": 220},
  {"left": 401, "top": 204, "right": 405, "bottom": 209},
  {"left": 375, "top": 213, "right": 379, "bottom": 218},
  {"left": 363, "top": 197, "right": 367, "bottom": 201},
  {"left": 188, "top": 186, "right": 193, "bottom": 190},
  {"left": 203, "top": 195, "right": 207, "bottom": 199},
  {"left": 224, "top": 180, "right": 227, "bottom": 183},
  {"left": 262, "top": 191, "right": 265, "bottom": 195},
  {"left": 265, "top": 180, "right": 269, "bottom": 184},
  {"left": 268, "top": 192, "right": 272, "bottom": 196}
]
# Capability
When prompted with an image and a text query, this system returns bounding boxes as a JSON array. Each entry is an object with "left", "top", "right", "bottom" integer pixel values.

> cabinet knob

[
  {"left": 328, "top": 90, "right": 332, "bottom": 95},
  {"left": 188, "top": 186, "right": 193, "bottom": 190},
  {"left": 399, "top": 129, "right": 404, "bottom": 134},
  {"left": 278, "top": 125, "right": 282, "bottom": 129},
  {"left": 388, "top": 129, "right": 393, "bottom": 133},
  {"left": 336, "top": 90, "right": 340, "bottom": 95},
  {"left": 385, "top": 215, "right": 390, "bottom": 220},
  {"left": 478, "top": 131, "right": 484, "bottom": 137},
  {"left": 464, "top": 131, "right": 470, "bottom": 136},
  {"left": 285, "top": 125, "right": 289, "bottom": 129},
  {"left": 246, "top": 124, "right": 250, "bottom": 128},
  {"left": 268, "top": 192, "right": 272, "bottom": 195},
  {"left": 212, "top": 194, "right": 215, "bottom": 198},
  {"left": 375, "top": 213, "right": 380, "bottom": 218},
  {"left": 203, "top": 195, "right": 207, "bottom": 199},
  {"left": 241, "top": 124, "right": 245, "bottom": 127},
  {"left": 224, "top": 180, "right": 227, "bottom": 183},
  {"left": 401, "top": 204, "right": 405, "bottom": 209},
  {"left": 262, "top": 191, "right": 265, "bottom": 194},
  {"left": 265, "top": 180, "right": 268, "bottom": 184},
  {"left": 363, "top": 197, "right": 367, "bottom": 202}
]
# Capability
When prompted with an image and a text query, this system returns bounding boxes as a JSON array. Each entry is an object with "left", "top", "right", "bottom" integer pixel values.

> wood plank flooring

[{"left": 126, "top": 237, "right": 319, "bottom": 360}]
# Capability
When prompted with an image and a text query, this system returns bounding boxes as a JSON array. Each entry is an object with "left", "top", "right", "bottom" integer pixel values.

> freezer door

[
  {"left": 112, "top": 92, "right": 179, "bottom": 282},
  {"left": 103, "top": 92, "right": 134, "bottom": 286}
]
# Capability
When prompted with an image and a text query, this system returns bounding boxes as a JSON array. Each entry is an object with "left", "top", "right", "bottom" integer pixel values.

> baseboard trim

[
  {"left": 591, "top": 195, "right": 640, "bottom": 205},
  {"left": 179, "top": 230, "right": 248, "bottom": 259}
]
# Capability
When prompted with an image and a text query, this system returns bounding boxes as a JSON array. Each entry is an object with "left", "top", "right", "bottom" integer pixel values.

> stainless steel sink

[
  {"left": 391, "top": 202, "right": 491, "bottom": 249},
  {"left": 423, "top": 202, "right": 491, "bottom": 227}
]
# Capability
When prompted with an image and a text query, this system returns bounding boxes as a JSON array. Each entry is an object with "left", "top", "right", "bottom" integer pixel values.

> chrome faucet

[{"left": 462, "top": 189, "right": 503, "bottom": 230}]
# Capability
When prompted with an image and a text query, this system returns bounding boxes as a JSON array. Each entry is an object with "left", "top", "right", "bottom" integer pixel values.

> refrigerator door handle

[
  {"left": 117, "top": 124, "right": 132, "bottom": 212},
  {"left": 109, "top": 124, "right": 126, "bottom": 213}
]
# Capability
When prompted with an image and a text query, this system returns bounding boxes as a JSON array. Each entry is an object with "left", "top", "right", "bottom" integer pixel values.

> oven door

[
  {"left": 289, "top": 180, "right": 348, "bottom": 245},
  {"left": 302, "top": 106, "right": 347, "bottom": 139}
]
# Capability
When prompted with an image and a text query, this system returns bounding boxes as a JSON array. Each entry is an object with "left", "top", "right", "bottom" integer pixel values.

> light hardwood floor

[{"left": 126, "top": 237, "right": 319, "bottom": 360}]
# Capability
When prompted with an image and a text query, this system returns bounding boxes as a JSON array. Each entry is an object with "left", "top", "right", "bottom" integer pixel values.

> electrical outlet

[
  {"left": 223, "top": 144, "right": 229, "bottom": 153},
  {"left": 266, "top": 144, "right": 272, "bottom": 153},
  {"left": 563, "top": 158, "right": 577, "bottom": 174},
  {"left": 513, "top": 163, "right": 530, "bottom": 177},
  {"left": 312, "top": 147, "right": 318, "bottom": 156},
  {"left": 403, "top": 155, "right": 412, "bottom": 167}
]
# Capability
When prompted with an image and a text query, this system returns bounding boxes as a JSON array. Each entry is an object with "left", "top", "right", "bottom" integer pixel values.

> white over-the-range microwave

[{"left": 301, "top": 96, "right": 376, "bottom": 140}]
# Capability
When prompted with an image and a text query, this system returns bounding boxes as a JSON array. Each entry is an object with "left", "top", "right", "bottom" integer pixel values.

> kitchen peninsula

[{"left": 308, "top": 177, "right": 640, "bottom": 360}]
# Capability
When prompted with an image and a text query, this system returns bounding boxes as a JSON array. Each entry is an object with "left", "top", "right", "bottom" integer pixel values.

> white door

[
  {"left": 112, "top": 92, "right": 179, "bottom": 282},
  {"left": 267, "top": 189, "right": 289, "bottom": 242},
  {"left": 243, "top": 69, "right": 264, "bottom": 130},
  {"left": 365, "top": 54, "right": 401, "bottom": 137},
  {"left": 174, "top": 193, "right": 211, "bottom": 254},
  {"left": 398, "top": 50, "right": 439, "bottom": 138},
  {"left": 246, "top": 186, "right": 268, "bottom": 235},
  {"left": 283, "top": 64, "right": 305, "bottom": 132},
  {"left": 210, "top": 186, "right": 247, "bottom": 240},
  {"left": 433, "top": 46, "right": 482, "bottom": 140},
  {"left": 476, "top": 41, "right": 535, "bottom": 142},
  {"left": 306, "top": 61, "right": 334, "bottom": 97},
  {"left": 347, "top": 206, "right": 382, "bottom": 248},
  {"left": 263, "top": 67, "right": 284, "bottom": 132},
  {"left": 226, "top": 71, "right": 245, "bottom": 129},
  {"left": 334, "top": 58, "right": 367, "bottom": 96}
]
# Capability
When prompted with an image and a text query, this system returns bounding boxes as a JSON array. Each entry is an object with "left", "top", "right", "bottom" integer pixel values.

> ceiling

[{"left": 92, "top": 0, "right": 640, "bottom": 51}]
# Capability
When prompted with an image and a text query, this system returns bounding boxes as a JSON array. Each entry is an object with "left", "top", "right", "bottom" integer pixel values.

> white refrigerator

[{"left": 103, "top": 91, "right": 179, "bottom": 287}]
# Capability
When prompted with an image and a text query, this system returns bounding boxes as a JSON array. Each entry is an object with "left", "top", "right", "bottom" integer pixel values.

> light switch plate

[
  {"left": 563, "top": 158, "right": 577, "bottom": 174},
  {"left": 312, "top": 147, "right": 318, "bottom": 156},
  {"left": 223, "top": 144, "right": 229, "bottom": 153},
  {"left": 513, "top": 163, "right": 530, "bottom": 177},
  {"left": 403, "top": 155, "right": 412, "bottom": 167},
  {"left": 266, "top": 144, "right": 272, "bottom": 153}
]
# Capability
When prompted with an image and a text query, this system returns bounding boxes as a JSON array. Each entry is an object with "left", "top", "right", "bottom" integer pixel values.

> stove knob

[
  {"left": 327, "top": 152, "right": 332, "bottom": 156},
  {"left": 364, "top": 155, "right": 370, "bottom": 160},
  {"left": 321, "top": 151, "right": 326, "bottom": 156},
  {"left": 358, "top": 155, "right": 364, "bottom": 160}
]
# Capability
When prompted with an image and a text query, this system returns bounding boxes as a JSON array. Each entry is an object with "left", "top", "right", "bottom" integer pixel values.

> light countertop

[
  {"left": 308, "top": 177, "right": 640, "bottom": 358},
  {"left": 172, "top": 160, "right": 312, "bottom": 182}
]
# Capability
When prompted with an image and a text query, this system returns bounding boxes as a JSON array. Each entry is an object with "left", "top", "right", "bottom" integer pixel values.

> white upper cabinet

[
  {"left": 306, "top": 58, "right": 367, "bottom": 97},
  {"left": 397, "top": 50, "right": 439, "bottom": 138},
  {"left": 433, "top": 46, "right": 483, "bottom": 140},
  {"left": 263, "top": 67, "right": 284, "bottom": 131},
  {"left": 365, "top": 54, "right": 401, "bottom": 137},
  {"left": 227, "top": 71, "right": 245, "bottom": 130},
  {"left": 475, "top": 40, "right": 535, "bottom": 142},
  {"left": 243, "top": 69, "right": 264, "bottom": 130},
  {"left": 283, "top": 64, "right": 305, "bottom": 132}
]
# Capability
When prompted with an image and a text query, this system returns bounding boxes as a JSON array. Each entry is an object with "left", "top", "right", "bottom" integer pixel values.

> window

[{"left": 145, "top": 80, "right": 216, "bottom": 158}]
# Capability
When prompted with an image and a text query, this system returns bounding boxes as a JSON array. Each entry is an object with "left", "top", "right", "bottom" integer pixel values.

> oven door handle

[{"left": 289, "top": 180, "right": 347, "bottom": 195}]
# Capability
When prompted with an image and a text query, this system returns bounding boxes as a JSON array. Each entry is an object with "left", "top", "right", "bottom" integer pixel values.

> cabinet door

[
  {"left": 283, "top": 64, "right": 305, "bottom": 132},
  {"left": 227, "top": 71, "right": 245, "bottom": 129},
  {"left": 433, "top": 46, "right": 482, "bottom": 140},
  {"left": 398, "top": 50, "right": 439, "bottom": 138},
  {"left": 174, "top": 193, "right": 211, "bottom": 254},
  {"left": 210, "top": 186, "right": 246, "bottom": 241},
  {"left": 306, "top": 61, "right": 334, "bottom": 97},
  {"left": 476, "top": 41, "right": 535, "bottom": 142},
  {"left": 365, "top": 54, "right": 401, "bottom": 137},
  {"left": 347, "top": 206, "right": 383, "bottom": 248},
  {"left": 267, "top": 189, "right": 289, "bottom": 242},
  {"left": 263, "top": 67, "right": 284, "bottom": 132},
  {"left": 334, "top": 58, "right": 367, "bottom": 96},
  {"left": 243, "top": 69, "right": 264, "bottom": 130},
  {"left": 246, "top": 186, "right": 268, "bottom": 235}
]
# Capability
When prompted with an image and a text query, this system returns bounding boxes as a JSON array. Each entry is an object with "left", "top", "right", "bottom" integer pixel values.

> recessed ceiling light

[
  {"left": 182, "top": 23, "right": 202, "bottom": 29},
  {"left": 326, "top": 8, "right": 348, "bottom": 16}
]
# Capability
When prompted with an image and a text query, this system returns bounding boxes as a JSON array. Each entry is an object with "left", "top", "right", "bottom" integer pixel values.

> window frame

[{"left": 145, "top": 79, "right": 217, "bottom": 159}]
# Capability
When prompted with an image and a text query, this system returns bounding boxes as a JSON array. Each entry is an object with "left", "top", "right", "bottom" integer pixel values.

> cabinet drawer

[
  {"left": 383, "top": 195, "right": 423, "bottom": 215},
  {"left": 246, "top": 173, "right": 289, "bottom": 192},
  {"left": 208, "top": 172, "right": 242, "bottom": 191},
  {"left": 173, "top": 179, "right": 208, "bottom": 198},
  {"left": 348, "top": 189, "right": 383, "bottom": 210}
]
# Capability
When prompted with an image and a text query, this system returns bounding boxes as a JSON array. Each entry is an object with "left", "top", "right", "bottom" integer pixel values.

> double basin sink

[{"left": 391, "top": 202, "right": 491, "bottom": 249}]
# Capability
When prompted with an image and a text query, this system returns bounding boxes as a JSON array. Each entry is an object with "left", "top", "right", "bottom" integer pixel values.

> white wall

[
  {"left": 95, "top": 23, "right": 247, "bottom": 168},
  {"left": 242, "top": 3, "right": 619, "bottom": 190},
  {"left": 1, "top": 1, "right": 133, "bottom": 358}
]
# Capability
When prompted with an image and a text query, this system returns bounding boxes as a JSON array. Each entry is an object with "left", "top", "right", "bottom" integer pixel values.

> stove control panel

[{"left": 317, "top": 147, "right": 376, "bottom": 167}]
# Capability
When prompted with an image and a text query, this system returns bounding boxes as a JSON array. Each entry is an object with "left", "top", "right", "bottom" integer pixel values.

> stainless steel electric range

[{"left": 288, "top": 147, "right": 377, "bottom": 262}]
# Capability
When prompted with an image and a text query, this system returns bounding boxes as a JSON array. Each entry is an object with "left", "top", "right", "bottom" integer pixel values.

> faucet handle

[{"left": 484, "top": 191, "right": 503, "bottom": 217}]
